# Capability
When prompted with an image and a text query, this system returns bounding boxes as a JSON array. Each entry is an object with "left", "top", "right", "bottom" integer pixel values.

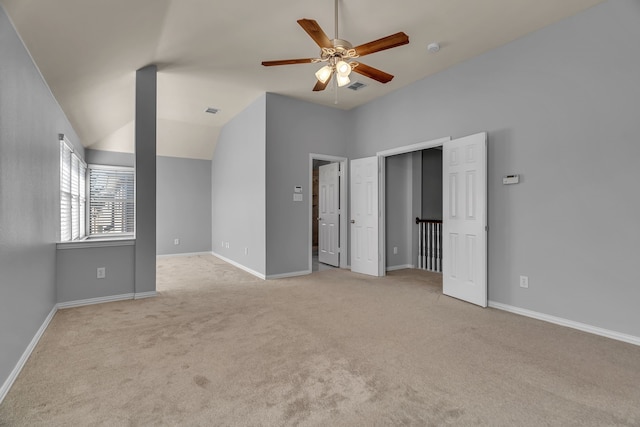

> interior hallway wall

[
  {"left": 421, "top": 149, "right": 443, "bottom": 220},
  {"left": 385, "top": 153, "right": 414, "bottom": 269},
  {"left": 410, "top": 152, "right": 423, "bottom": 268},
  {"left": 348, "top": 0, "right": 640, "bottom": 337}
]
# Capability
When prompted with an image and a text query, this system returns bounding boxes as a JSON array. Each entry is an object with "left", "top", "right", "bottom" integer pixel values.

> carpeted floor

[{"left": 1, "top": 254, "right": 639, "bottom": 426}]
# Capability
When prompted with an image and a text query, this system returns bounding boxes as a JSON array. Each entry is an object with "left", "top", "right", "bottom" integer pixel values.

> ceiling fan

[{"left": 261, "top": 0, "right": 409, "bottom": 92}]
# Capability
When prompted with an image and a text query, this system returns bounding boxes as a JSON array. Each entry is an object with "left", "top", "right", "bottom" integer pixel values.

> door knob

[
  {"left": 317, "top": 218, "right": 322, "bottom": 221},
  {"left": 350, "top": 220, "right": 355, "bottom": 223}
]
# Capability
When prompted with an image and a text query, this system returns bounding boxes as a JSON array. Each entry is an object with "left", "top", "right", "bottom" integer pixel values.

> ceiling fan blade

[
  {"left": 352, "top": 63, "right": 394, "bottom": 84},
  {"left": 262, "top": 58, "right": 316, "bottom": 66},
  {"left": 312, "top": 74, "right": 332, "bottom": 91},
  {"left": 297, "top": 19, "right": 333, "bottom": 49},
  {"left": 353, "top": 32, "right": 409, "bottom": 57}
]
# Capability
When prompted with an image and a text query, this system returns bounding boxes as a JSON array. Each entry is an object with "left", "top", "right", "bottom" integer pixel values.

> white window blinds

[
  {"left": 88, "top": 165, "right": 135, "bottom": 236},
  {"left": 60, "top": 136, "right": 86, "bottom": 241}
]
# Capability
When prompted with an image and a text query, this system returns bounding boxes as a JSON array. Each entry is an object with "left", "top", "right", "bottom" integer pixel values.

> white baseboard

[
  {"left": 156, "top": 251, "right": 212, "bottom": 259},
  {"left": 267, "top": 270, "right": 311, "bottom": 280},
  {"left": 211, "top": 252, "right": 266, "bottom": 280},
  {"left": 0, "top": 305, "right": 57, "bottom": 405},
  {"left": 211, "top": 253, "right": 311, "bottom": 280},
  {"left": 134, "top": 291, "right": 157, "bottom": 299},
  {"left": 58, "top": 291, "right": 158, "bottom": 308},
  {"left": 386, "top": 264, "right": 415, "bottom": 272},
  {"left": 489, "top": 301, "right": 640, "bottom": 347},
  {"left": 57, "top": 293, "right": 135, "bottom": 309}
]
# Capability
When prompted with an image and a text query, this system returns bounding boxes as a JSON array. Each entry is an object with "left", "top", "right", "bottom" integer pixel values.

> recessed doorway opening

[{"left": 308, "top": 154, "right": 348, "bottom": 273}]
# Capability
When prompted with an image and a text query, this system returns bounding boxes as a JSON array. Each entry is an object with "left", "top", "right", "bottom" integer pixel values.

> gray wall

[
  {"left": 265, "top": 93, "right": 348, "bottom": 276},
  {"left": 410, "top": 151, "right": 422, "bottom": 267},
  {"left": 0, "top": 5, "right": 83, "bottom": 393},
  {"left": 421, "top": 149, "right": 442, "bottom": 220},
  {"left": 56, "top": 244, "right": 135, "bottom": 302},
  {"left": 157, "top": 156, "right": 212, "bottom": 255},
  {"left": 212, "top": 95, "right": 267, "bottom": 275},
  {"left": 349, "top": 0, "right": 640, "bottom": 337},
  {"left": 85, "top": 149, "right": 135, "bottom": 167},
  {"left": 385, "top": 153, "right": 414, "bottom": 269}
]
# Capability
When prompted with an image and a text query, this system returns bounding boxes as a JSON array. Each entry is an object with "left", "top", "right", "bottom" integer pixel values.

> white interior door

[
  {"left": 350, "top": 156, "right": 379, "bottom": 276},
  {"left": 442, "top": 133, "right": 487, "bottom": 307},
  {"left": 318, "top": 163, "right": 340, "bottom": 267}
]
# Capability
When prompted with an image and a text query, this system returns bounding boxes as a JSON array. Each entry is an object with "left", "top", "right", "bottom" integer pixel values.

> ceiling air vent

[
  {"left": 205, "top": 107, "right": 220, "bottom": 114},
  {"left": 347, "top": 82, "right": 367, "bottom": 91}
]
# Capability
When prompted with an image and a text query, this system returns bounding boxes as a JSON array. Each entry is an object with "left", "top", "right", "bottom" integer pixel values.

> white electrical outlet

[
  {"left": 174, "top": 238, "right": 180, "bottom": 245},
  {"left": 393, "top": 246, "right": 398, "bottom": 255},
  {"left": 97, "top": 267, "right": 106, "bottom": 279},
  {"left": 519, "top": 275, "right": 529, "bottom": 288},
  {"left": 225, "top": 242, "right": 229, "bottom": 248}
]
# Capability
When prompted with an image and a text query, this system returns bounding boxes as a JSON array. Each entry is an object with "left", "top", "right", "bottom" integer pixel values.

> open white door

[
  {"left": 442, "top": 133, "right": 487, "bottom": 307},
  {"left": 350, "top": 156, "right": 379, "bottom": 276},
  {"left": 318, "top": 163, "right": 340, "bottom": 267}
]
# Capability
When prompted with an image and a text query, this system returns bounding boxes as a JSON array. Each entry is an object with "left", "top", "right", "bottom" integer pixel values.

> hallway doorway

[{"left": 309, "top": 154, "right": 347, "bottom": 272}]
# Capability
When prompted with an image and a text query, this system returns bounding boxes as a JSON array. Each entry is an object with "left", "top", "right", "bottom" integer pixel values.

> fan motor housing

[
  {"left": 332, "top": 39, "right": 353, "bottom": 51},
  {"left": 320, "top": 39, "right": 358, "bottom": 61}
]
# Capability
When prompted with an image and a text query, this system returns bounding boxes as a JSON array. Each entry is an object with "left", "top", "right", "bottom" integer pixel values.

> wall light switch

[
  {"left": 293, "top": 194, "right": 303, "bottom": 202},
  {"left": 174, "top": 238, "right": 180, "bottom": 245}
]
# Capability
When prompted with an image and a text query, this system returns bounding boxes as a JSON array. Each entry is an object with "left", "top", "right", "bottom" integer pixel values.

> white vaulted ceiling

[{"left": 1, "top": 0, "right": 605, "bottom": 159}]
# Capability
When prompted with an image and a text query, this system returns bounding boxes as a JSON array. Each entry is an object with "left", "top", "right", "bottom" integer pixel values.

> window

[
  {"left": 59, "top": 134, "right": 135, "bottom": 241},
  {"left": 88, "top": 165, "right": 135, "bottom": 237},
  {"left": 60, "top": 135, "right": 86, "bottom": 241}
]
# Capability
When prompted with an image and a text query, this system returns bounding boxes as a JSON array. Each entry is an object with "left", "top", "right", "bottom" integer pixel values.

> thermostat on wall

[{"left": 503, "top": 174, "right": 520, "bottom": 185}]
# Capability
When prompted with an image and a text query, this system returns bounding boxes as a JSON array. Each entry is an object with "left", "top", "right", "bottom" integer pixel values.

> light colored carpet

[{"left": 1, "top": 254, "right": 639, "bottom": 426}]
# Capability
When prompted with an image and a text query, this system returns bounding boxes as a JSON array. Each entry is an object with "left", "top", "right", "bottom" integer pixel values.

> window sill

[{"left": 56, "top": 237, "right": 135, "bottom": 250}]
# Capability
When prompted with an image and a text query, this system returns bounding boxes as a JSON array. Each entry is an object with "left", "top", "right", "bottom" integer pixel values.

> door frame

[
  {"left": 376, "top": 137, "right": 451, "bottom": 275},
  {"left": 309, "top": 154, "right": 348, "bottom": 271}
]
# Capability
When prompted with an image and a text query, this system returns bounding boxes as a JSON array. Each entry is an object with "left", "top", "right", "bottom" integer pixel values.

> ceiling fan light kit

[
  {"left": 336, "top": 73, "right": 351, "bottom": 88},
  {"left": 261, "top": 0, "right": 409, "bottom": 93},
  {"left": 336, "top": 60, "right": 351, "bottom": 76},
  {"left": 315, "top": 65, "right": 333, "bottom": 84}
]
